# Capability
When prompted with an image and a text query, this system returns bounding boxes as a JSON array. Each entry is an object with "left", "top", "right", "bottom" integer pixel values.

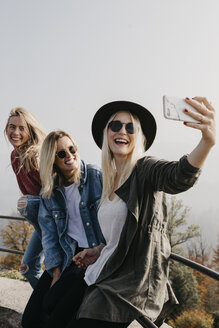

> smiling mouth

[
  {"left": 114, "top": 138, "right": 128, "bottom": 145},
  {"left": 65, "top": 159, "right": 75, "bottom": 165},
  {"left": 11, "top": 137, "right": 22, "bottom": 141}
]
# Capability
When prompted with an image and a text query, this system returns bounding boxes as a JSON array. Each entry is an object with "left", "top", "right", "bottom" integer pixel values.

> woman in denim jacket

[{"left": 21, "top": 130, "right": 104, "bottom": 328}]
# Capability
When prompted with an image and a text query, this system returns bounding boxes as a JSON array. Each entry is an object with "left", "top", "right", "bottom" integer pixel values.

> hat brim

[{"left": 91, "top": 100, "right": 157, "bottom": 151}]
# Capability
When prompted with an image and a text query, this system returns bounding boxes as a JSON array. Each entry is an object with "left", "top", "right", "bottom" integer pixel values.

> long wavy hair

[
  {"left": 40, "top": 130, "right": 81, "bottom": 198},
  {"left": 5, "top": 107, "right": 46, "bottom": 172},
  {"left": 101, "top": 112, "right": 146, "bottom": 202}
]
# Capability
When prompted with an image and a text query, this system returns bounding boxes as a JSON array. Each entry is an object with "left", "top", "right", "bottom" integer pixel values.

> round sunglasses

[
  {"left": 108, "top": 120, "right": 135, "bottom": 134},
  {"left": 56, "top": 145, "right": 77, "bottom": 159}
]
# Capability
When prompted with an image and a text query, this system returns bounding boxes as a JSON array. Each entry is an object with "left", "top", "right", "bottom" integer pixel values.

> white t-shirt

[
  {"left": 84, "top": 197, "right": 127, "bottom": 285},
  {"left": 64, "top": 183, "right": 89, "bottom": 248}
]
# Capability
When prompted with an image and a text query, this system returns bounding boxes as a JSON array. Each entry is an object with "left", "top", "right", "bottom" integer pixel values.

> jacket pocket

[
  {"left": 51, "top": 210, "right": 66, "bottom": 234},
  {"left": 51, "top": 210, "right": 66, "bottom": 220}
]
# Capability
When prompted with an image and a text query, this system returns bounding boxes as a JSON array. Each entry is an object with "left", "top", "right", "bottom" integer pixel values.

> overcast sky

[{"left": 1, "top": 0, "right": 219, "bottom": 246}]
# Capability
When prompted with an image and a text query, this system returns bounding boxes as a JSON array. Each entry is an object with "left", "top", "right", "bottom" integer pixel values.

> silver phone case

[{"left": 163, "top": 95, "right": 199, "bottom": 123}]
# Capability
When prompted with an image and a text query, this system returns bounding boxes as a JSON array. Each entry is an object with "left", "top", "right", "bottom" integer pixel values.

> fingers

[
  {"left": 73, "top": 250, "right": 88, "bottom": 269},
  {"left": 184, "top": 97, "right": 215, "bottom": 125},
  {"left": 73, "top": 250, "right": 86, "bottom": 260},
  {"left": 184, "top": 96, "right": 216, "bottom": 146},
  {"left": 192, "top": 96, "right": 215, "bottom": 113},
  {"left": 76, "top": 262, "right": 87, "bottom": 269},
  {"left": 73, "top": 254, "right": 83, "bottom": 263},
  {"left": 73, "top": 257, "right": 88, "bottom": 269}
]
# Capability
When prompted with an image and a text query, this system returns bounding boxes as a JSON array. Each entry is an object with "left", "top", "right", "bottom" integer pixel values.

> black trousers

[
  {"left": 22, "top": 262, "right": 131, "bottom": 328},
  {"left": 66, "top": 318, "right": 130, "bottom": 328},
  {"left": 45, "top": 272, "right": 131, "bottom": 328},
  {"left": 22, "top": 262, "right": 86, "bottom": 328}
]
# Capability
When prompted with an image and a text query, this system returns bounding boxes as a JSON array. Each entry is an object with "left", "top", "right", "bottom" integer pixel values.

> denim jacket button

[
  {"left": 55, "top": 214, "right": 58, "bottom": 218},
  {"left": 86, "top": 222, "right": 90, "bottom": 226},
  {"left": 92, "top": 242, "right": 96, "bottom": 246},
  {"left": 81, "top": 201, "right": 84, "bottom": 206}
]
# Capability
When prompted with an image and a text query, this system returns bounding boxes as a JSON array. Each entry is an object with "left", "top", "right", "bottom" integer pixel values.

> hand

[
  {"left": 17, "top": 195, "right": 27, "bottom": 210},
  {"left": 184, "top": 97, "right": 216, "bottom": 147},
  {"left": 185, "top": 97, "right": 216, "bottom": 168},
  {"left": 73, "top": 247, "right": 100, "bottom": 269}
]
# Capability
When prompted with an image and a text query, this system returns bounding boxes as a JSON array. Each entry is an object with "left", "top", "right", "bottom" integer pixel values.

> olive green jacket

[{"left": 78, "top": 155, "right": 201, "bottom": 324}]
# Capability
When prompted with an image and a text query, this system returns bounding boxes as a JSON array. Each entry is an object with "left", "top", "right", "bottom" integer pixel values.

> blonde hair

[
  {"left": 40, "top": 130, "right": 81, "bottom": 198},
  {"left": 5, "top": 107, "right": 46, "bottom": 171},
  {"left": 101, "top": 112, "right": 146, "bottom": 202}
]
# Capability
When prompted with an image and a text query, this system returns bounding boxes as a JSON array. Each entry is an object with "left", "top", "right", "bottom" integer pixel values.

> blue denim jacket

[{"left": 20, "top": 161, "right": 104, "bottom": 275}]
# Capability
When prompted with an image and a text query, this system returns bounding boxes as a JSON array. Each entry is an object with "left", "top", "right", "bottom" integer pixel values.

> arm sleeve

[
  {"left": 137, "top": 155, "right": 201, "bottom": 194},
  {"left": 38, "top": 198, "right": 63, "bottom": 271},
  {"left": 18, "top": 195, "right": 41, "bottom": 234}
]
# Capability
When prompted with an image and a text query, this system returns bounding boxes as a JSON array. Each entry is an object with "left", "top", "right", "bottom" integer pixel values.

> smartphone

[{"left": 163, "top": 95, "right": 199, "bottom": 123}]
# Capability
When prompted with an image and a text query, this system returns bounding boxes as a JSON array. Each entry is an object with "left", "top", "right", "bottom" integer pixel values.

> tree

[
  {"left": 187, "top": 233, "right": 212, "bottom": 265},
  {"left": 167, "top": 196, "right": 202, "bottom": 320},
  {"left": 167, "top": 196, "right": 200, "bottom": 253},
  {"left": 168, "top": 309, "right": 214, "bottom": 328},
  {"left": 187, "top": 234, "right": 219, "bottom": 313},
  {"left": 212, "top": 239, "right": 219, "bottom": 272},
  {"left": 209, "top": 240, "right": 219, "bottom": 314},
  {"left": 0, "top": 217, "right": 33, "bottom": 270},
  {"left": 169, "top": 261, "right": 200, "bottom": 316}
]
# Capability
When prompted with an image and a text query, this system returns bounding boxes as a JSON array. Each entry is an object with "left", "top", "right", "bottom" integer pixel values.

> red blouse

[{"left": 11, "top": 150, "right": 41, "bottom": 195}]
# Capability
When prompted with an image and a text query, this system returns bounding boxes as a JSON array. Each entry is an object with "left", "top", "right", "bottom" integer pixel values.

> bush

[
  {"left": 0, "top": 269, "right": 26, "bottom": 281},
  {"left": 169, "top": 262, "right": 200, "bottom": 315},
  {"left": 168, "top": 309, "right": 214, "bottom": 328}
]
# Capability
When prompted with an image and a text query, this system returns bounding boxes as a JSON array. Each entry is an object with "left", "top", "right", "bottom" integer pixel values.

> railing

[
  {"left": 1, "top": 214, "right": 219, "bottom": 328},
  {"left": 0, "top": 215, "right": 26, "bottom": 255},
  {"left": 170, "top": 252, "right": 219, "bottom": 281}
]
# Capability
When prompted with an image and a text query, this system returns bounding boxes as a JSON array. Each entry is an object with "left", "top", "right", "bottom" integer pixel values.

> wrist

[
  {"left": 95, "top": 243, "right": 105, "bottom": 256},
  {"left": 95, "top": 246, "right": 100, "bottom": 256}
]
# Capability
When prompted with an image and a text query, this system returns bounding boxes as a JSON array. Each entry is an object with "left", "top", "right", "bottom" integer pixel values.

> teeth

[
  {"left": 65, "top": 159, "right": 74, "bottom": 164},
  {"left": 115, "top": 139, "right": 128, "bottom": 144}
]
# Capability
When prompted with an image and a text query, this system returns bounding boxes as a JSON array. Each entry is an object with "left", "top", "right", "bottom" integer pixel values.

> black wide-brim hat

[{"left": 91, "top": 100, "right": 157, "bottom": 151}]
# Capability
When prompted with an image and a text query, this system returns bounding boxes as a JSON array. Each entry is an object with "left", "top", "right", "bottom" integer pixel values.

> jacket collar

[
  {"left": 79, "top": 160, "right": 87, "bottom": 186},
  {"left": 115, "top": 168, "right": 139, "bottom": 221}
]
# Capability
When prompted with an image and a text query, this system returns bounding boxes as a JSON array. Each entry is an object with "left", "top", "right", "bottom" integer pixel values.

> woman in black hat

[{"left": 53, "top": 97, "right": 215, "bottom": 328}]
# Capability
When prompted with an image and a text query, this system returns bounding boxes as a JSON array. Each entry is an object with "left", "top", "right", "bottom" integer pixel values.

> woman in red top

[{"left": 5, "top": 107, "right": 46, "bottom": 288}]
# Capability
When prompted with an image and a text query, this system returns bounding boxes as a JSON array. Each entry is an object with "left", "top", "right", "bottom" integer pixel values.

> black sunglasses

[
  {"left": 108, "top": 120, "right": 135, "bottom": 134},
  {"left": 56, "top": 145, "right": 77, "bottom": 159}
]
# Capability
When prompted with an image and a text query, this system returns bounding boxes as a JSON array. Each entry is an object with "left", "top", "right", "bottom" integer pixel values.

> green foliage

[
  {"left": 212, "top": 241, "right": 219, "bottom": 272},
  {"left": 0, "top": 269, "right": 26, "bottom": 281},
  {"left": 0, "top": 219, "right": 33, "bottom": 251},
  {"left": 167, "top": 196, "right": 200, "bottom": 252},
  {"left": 0, "top": 219, "right": 33, "bottom": 269},
  {"left": 168, "top": 309, "right": 214, "bottom": 328},
  {"left": 0, "top": 253, "right": 23, "bottom": 270},
  {"left": 169, "top": 261, "right": 200, "bottom": 316},
  {"left": 166, "top": 197, "right": 218, "bottom": 325}
]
